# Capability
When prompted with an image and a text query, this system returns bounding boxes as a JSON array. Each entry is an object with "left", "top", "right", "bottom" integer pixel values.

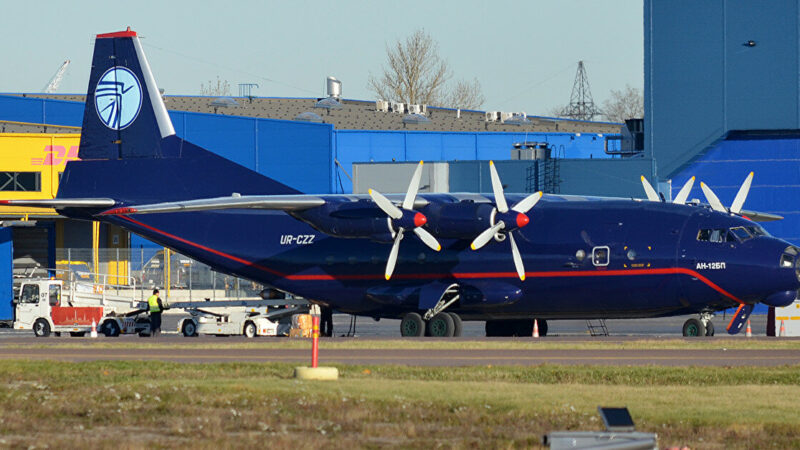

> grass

[{"left": 0, "top": 361, "right": 798, "bottom": 448}]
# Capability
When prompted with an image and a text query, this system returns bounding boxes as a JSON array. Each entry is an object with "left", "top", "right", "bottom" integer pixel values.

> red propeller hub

[
  {"left": 414, "top": 212, "right": 427, "bottom": 228},
  {"left": 516, "top": 213, "right": 530, "bottom": 228}
]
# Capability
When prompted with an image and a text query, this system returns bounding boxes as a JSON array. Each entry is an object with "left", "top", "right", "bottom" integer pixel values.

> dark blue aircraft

[{"left": 5, "top": 29, "right": 799, "bottom": 337}]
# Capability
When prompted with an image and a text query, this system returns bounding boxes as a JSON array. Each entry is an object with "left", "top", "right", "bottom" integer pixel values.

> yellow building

[{"left": 0, "top": 132, "right": 129, "bottom": 282}]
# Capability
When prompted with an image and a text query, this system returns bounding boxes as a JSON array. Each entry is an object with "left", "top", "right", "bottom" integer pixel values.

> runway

[{"left": 0, "top": 337, "right": 798, "bottom": 366}]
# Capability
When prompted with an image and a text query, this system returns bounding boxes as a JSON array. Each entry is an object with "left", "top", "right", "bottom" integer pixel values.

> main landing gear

[
  {"left": 683, "top": 313, "right": 715, "bottom": 337},
  {"left": 399, "top": 284, "right": 463, "bottom": 337}
]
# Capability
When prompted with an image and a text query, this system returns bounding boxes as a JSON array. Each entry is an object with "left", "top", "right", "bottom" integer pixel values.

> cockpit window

[
  {"left": 730, "top": 227, "right": 752, "bottom": 241},
  {"left": 697, "top": 228, "right": 735, "bottom": 243},
  {"left": 746, "top": 225, "right": 769, "bottom": 237}
]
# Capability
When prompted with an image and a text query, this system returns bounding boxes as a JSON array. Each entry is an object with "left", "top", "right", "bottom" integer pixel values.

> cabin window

[
  {"left": 49, "top": 284, "right": 61, "bottom": 306},
  {"left": 592, "top": 246, "right": 610, "bottom": 267},
  {"left": 20, "top": 284, "right": 39, "bottom": 304}
]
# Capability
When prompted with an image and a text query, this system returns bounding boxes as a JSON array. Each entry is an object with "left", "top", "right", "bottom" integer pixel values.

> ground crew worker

[{"left": 148, "top": 288, "right": 165, "bottom": 337}]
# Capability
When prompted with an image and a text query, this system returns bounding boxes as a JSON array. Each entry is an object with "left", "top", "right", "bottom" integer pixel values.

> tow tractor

[
  {"left": 13, "top": 275, "right": 147, "bottom": 337},
  {"left": 174, "top": 298, "right": 309, "bottom": 337}
]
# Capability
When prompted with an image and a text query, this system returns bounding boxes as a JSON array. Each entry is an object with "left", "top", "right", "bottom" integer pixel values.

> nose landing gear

[{"left": 683, "top": 313, "right": 715, "bottom": 337}]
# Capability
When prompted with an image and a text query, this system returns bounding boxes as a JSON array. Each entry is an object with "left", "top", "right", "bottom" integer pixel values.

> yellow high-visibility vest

[{"left": 147, "top": 295, "right": 161, "bottom": 313}]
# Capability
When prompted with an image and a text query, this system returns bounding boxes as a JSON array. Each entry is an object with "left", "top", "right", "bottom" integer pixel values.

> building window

[{"left": 0, "top": 172, "right": 41, "bottom": 191}]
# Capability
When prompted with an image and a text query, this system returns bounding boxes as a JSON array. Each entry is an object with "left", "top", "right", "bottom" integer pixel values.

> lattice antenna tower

[{"left": 562, "top": 61, "right": 601, "bottom": 120}]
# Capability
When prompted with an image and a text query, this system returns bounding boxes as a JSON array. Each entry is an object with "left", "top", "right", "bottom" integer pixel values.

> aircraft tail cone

[
  {"left": 90, "top": 319, "right": 98, "bottom": 338},
  {"left": 533, "top": 319, "right": 539, "bottom": 338},
  {"left": 779, "top": 320, "right": 786, "bottom": 337},
  {"left": 745, "top": 320, "right": 752, "bottom": 338}
]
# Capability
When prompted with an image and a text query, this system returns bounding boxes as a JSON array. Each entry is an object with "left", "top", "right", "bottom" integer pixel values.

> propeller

[
  {"left": 470, "top": 161, "right": 543, "bottom": 281},
  {"left": 640, "top": 175, "right": 695, "bottom": 204},
  {"left": 369, "top": 161, "right": 441, "bottom": 280},
  {"left": 699, "top": 172, "right": 754, "bottom": 214}
]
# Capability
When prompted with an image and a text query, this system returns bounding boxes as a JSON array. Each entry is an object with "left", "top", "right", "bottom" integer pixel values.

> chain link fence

[{"left": 55, "top": 248, "right": 266, "bottom": 301}]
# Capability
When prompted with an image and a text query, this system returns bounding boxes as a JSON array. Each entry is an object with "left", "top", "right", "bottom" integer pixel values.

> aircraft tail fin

[
  {"left": 79, "top": 27, "right": 176, "bottom": 160},
  {"left": 56, "top": 28, "right": 299, "bottom": 207}
]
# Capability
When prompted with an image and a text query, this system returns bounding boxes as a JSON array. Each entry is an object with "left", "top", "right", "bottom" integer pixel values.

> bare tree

[
  {"left": 200, "top": 76, "right": 231, "bottom": 96},
  {"left": 369, "top": 29, "right": 484, "bottom": 109},
  {"left": 446, "top": 78, "right": 485, "bottom": 110},
  {"left": 602, "top": 84, "right": 643, "bottom": 123}
]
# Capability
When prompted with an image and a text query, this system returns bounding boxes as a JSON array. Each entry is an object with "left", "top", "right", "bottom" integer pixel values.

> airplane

[{"left": 3, "top": 28, "right": 799, "bottom": 338}]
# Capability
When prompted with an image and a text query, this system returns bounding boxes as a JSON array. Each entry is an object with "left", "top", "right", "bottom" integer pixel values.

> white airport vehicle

[
  {"left": 775, "top": 300, "right": 800, "bottom": 336},
  {"left": 175, "top": 298, "right": 308, "bottom": 338},
  {"left": 13, "top": 275, "right": 147, "bottom": 337}
]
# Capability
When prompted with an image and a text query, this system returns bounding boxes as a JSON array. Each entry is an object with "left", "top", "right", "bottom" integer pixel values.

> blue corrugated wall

[{"left": 671, "top": 134, "right": 800, "bottom": 314}]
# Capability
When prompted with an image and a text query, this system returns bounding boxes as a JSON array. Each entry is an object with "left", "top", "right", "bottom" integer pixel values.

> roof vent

[
  {"left": 326, "top": 76, "right": 342, "bottom": 99},
  {"left": 209, "top": 97, "right": 239, "bottom": 108},
  {"left": 485, "top": 111, "right": 499, "bottom": 122},
  {"left": 295, "top": 111, "right": 323, "bottom": 123},
  {"left": 503, "top": 113, "right": 531, "bottom": 126},
  {"left": 314, "top": 97, "right": 342, "bottom": 110}
]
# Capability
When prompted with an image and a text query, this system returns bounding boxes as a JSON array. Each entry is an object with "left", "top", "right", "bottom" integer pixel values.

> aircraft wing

[
  {"left": 100, "top": 195, "right": 327, "bottom": 215},
  {"left": 0, "top": 198, "right": 116, "bottom": 208}
]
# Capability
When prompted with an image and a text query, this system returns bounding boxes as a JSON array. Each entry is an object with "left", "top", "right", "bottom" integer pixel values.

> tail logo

[{"left": 94, "top": 66, "right": 142, "bottom": 130}]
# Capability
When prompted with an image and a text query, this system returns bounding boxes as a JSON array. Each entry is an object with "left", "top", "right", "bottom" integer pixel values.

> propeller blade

[
  {"left": 512, "top": 191, "right": 543, "bottom": 214},
  {"left": 726, "top": 303, "right": 754, "bottom": 335},
  {"left": 730, "top": 171, "right": 754, "bottom": 214},
  {"left": 489, "top": 161, "right": 508, "bottom": 213},
  {"left": 471, "top": 222, "right": 505, "bottom": 251},
  {"left": 385, "top": 229, "right": 403, "bottom": 280},
  {"left": 508, "top": 233, "right": 526, "bottom": 281},
  {"left": 640, "top": 175, "right": 659, "bottom": 202},
  {"left": 402, "top": 161, "right": 424, "bottom": 210},
  {"left": 672, "top": 176, "right": 695, "bottom": 205},
  {"left": 369, "top": 189, "right": 403, "bottom": 219},
  {"left": 700, "top": 182, "right": 726, "bottom": 212},
  {"left": 414, "top": 227, "right": 441, "bottom": 251}
]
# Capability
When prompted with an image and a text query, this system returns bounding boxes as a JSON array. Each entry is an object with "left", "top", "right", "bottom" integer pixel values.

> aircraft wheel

[
  {"left": 447, "top": 313, "right": 463, "bottom": 337},
  {"left": 705, "top": 321, "right": 715, "bottom": 337},
  {"left": 682, "top": 318, "right": 706, "bottom": 337},
  {"left": 514, "top": 320, "right": 534, "bottom": 337},
  {"left": 427, "top": 313, "right": 455, "bottom": 337},
  {"left": 182, "top": 320, "right": 198, "bottom": 337},
  {"left": 400, "top": 313, "right": 425, "bottom": 337},
  {"left": 33, "top": 319, "right": 51, "bottom": 338},
  {"left": 243, "top": 321, "right": 257, "bottom": 338}
]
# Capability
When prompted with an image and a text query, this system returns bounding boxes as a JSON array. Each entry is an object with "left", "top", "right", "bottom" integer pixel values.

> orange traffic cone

[
  {"left": 779, "top": 320, "right": 786, "bottom": 337},
  {"left": 533, "top": 319, "right": 540, "bottom": 338},
  {"left": 745, "top": 319, "right": 752, "bottom": 338},
  {"left": 90, "top": 319, "right": 98, "bottom": 338}
]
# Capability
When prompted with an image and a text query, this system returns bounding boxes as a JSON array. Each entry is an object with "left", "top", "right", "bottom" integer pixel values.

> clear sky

[{"left": 0, "top": 0, "right": 642, "bottom": 114}]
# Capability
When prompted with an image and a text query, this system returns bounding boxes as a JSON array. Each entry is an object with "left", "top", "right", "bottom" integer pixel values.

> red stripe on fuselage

[{"left": 116, "top": 216, "right": 744, "bottom": 304}]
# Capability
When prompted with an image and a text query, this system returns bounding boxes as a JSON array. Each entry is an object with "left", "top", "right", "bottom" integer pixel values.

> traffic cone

[
  {"left": 745, "top": 319, "right": 752, "bottom": 338},
  {"left": 779, "top": 320, "right": 786, "bottom": 337},
  {"left": 90, "top": 319, "right": 98, "bottom": 338},
  {"left": 533, "top": 319, "right": 539, "bottom": 338}
]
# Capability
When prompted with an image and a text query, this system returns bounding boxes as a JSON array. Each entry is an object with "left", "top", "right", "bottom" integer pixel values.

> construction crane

[{"left": 43, "top": 60, "right": 70, "bottom": 93}]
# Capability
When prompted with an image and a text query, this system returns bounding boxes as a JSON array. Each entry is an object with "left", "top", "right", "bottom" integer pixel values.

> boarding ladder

[{"left": 586, "top": 319, "right": 609, "bottom": 337}]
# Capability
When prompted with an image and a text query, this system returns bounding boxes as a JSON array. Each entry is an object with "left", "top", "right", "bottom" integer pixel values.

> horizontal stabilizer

[
  {"left": 100, "top": 194, "right": 326, "bottom": 215},
  {"left": 739, "top": 209, "right": 783, "bottom": 222},
  {"left": 0, "top": 198, "right": 116, "bottom": 209}
]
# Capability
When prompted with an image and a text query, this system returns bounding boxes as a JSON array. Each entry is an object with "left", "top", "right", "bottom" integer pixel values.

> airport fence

[{"left": 54, "top": 248, "right": 266, "bottom": 301}]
